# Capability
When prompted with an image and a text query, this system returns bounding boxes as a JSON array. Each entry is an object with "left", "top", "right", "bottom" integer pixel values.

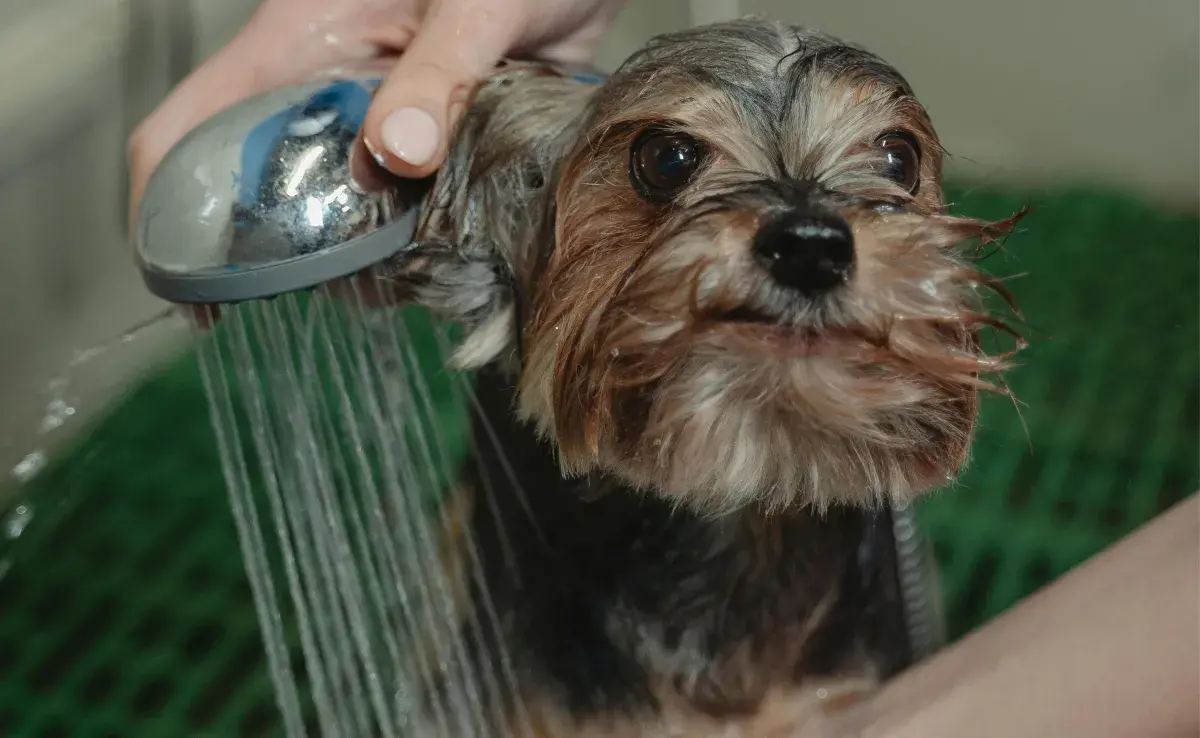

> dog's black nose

[{"left": 752, "top": 212, "right": 855, "bottom": 296}]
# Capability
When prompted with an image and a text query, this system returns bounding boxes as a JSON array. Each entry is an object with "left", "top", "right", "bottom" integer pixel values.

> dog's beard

[{"left": 520, "top": 175, "right": 1023, "bottom": 515}]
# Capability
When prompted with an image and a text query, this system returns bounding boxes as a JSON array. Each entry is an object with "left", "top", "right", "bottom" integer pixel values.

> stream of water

[{"left": 192, "top": 269, "right": 538, "bottom": 738}]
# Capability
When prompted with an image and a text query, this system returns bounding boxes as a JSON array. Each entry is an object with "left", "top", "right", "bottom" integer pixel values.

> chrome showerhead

[{"left": 135, "top": 72, "right": 427, "bottom": 305}]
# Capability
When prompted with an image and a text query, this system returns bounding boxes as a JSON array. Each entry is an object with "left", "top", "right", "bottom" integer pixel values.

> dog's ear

[{"left": 383, "top": 65, "right": 600, "bottom": 371}]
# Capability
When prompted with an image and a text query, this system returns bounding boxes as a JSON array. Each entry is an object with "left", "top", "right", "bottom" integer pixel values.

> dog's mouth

[
  {"left": 720, "top": 306, "right": 777, "bottom": 325},
  {"left": 711, "top": 306, "right": 841, "bottom": 357}
]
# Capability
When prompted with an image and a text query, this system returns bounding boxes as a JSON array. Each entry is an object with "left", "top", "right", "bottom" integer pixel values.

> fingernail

[{"left": 380, "top": 107, "right": 440, "bottom": 166}]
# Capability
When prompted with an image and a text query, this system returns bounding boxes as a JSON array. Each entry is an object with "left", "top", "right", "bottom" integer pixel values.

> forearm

[{"left": 850, "top": 493, "right": 1199, "bottom": 738}]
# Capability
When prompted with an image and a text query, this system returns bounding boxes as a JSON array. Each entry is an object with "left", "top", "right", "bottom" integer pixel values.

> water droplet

[
  {"left": 11, "top": 450, "right": 46, "bottom": 482},
  {"left": 39, "top": 398, "right": 77, "bottom": 434},
  {"left": 3, "top": 503, "right": 34, "bottom": 540},
  {"left": 610, "top": 348, "right": 620, "bottom": 358}
]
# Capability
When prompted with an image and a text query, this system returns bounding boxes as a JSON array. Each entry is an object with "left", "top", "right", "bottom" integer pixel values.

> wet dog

[{"left": 389, "top": 16, "right": 1023, "bottom": 737}]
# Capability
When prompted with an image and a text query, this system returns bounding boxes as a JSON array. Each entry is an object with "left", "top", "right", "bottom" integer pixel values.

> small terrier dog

[{"left": 386, "top": 16, "right": 1023, "bottom": 737}]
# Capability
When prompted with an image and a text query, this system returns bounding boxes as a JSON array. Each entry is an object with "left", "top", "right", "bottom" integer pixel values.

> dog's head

[{"left": 391, "top": 18, "right": 1024, "bottom": 514}]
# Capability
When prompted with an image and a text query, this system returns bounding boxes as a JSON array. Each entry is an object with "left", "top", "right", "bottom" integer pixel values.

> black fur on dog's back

[{"left": 436, "top": 366, "right": 913, "bottom": 732}]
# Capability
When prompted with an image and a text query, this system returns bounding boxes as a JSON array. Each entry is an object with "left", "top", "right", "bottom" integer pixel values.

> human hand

[{"left": 127, "top": 0, "right": 627, "bottom": 221}]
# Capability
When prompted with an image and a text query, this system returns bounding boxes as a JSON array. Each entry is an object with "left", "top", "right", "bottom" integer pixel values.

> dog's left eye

[
  {"left": 630, "top": 129, "right": 705, "bottom": 202},
  {"left": 876, "top": 132, "right": 921, "bottom": 192}
]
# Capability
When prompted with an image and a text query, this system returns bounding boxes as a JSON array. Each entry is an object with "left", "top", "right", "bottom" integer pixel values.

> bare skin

[{"left": 830, "top": 493, "right": 1199, "bottom": 738}]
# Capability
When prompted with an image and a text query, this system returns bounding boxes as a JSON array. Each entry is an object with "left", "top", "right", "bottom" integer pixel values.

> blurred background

[{"left": 0, "top": 0, "right": 1196, "bottom": 736}]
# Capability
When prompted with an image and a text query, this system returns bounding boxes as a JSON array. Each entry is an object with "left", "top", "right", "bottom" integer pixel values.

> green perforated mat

[{"left": 1, "top": 184, "right": 1197, "bottom": 737}]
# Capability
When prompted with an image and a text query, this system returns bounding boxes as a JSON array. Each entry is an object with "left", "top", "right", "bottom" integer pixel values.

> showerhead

[{"left": 134, "top": 72, "right": 428, "bottom": 305}]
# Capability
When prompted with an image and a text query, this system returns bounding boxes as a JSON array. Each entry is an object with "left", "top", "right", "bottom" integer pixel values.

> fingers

[{"left": 363, "top": 0, "right": 526, "bottom": 178}]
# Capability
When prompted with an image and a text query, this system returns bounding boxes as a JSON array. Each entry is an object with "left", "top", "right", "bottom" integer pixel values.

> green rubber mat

[
  {"left": 1, "top": 184, "right": 1196, "bottom": 737},
  {"left": 918, "top": 186, "right": 1198, "bottom": 638}
]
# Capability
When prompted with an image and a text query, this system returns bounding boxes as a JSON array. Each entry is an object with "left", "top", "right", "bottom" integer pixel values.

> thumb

[{"left": 363, "top": 0, "right": 524, "bottom": 178}]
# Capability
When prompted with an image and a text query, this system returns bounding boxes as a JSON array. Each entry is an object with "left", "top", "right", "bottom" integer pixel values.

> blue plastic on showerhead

[{"left": 135, "top": 73, "right": 421, "bottom": 305}]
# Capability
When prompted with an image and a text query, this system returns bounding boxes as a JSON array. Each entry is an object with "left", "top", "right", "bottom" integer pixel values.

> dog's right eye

[
  {"left": 630, "top": 129, "right": 705, "bottom": 203},
  {"left": 876, "top": 132, "right": 921, "bottom": 192}
]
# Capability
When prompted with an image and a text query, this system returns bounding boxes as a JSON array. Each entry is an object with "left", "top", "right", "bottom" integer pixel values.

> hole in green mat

[
  {"left": 1160, "top": 467, "right": 1194, "bottom": 516},
  {"left": 1008, "top": 453, "right": 1043, "bottom": 510},
  {"left": 85, "top": 537, "right": 121, "bottom": 569},
  {"left": 290, "top": 643, "right": 312, "bottom": 694},
  {"left": 932, "top": 539, "right": 954, "bottom": 568},
  {"left": 30, "top": 594, "right": 118, "bottom": 691},
  {"left": 1099, "top": 504, "right": 1125, "bottom": 531},
  {"left": 240, "top": 697, "right": 280, "bottom": 736},
  {"left": 38, "top": 721, "right": 68, "bottom": 738},
  {"left": 1052, "top": 497, "right": 1079, "bottom": 524},
  {"left": 31, "top": 586, "right": 69, "bottom": 624},
  {"left": 79, "top": 663, "right": 119, "bottom": 704},
  {"left": 187, "top": 637, "right": 263, "bottom": 727},
  {"left": 182, "top": 620, "right": 224, "bottom": 659},
  {"left": 132, "top": 609, "right": 171, "bottom": 648},
  {"left": 132, "top": 523, "right": 194, "bottom": 579},
  {"left": 1183, "top": 385, "right": 1198, "bottom": 431},
  {"left": 959, "top": 550, "right": 999, "bottom": 626},
  {"left": 130, "top": 674, "right": 174, "bottom": 715},
  {"left": 1023, "top": 556, "right": 1056, "bottom": 592},
  {"left": 182, "top": 562, "right": 219, "bottom": 591}
]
